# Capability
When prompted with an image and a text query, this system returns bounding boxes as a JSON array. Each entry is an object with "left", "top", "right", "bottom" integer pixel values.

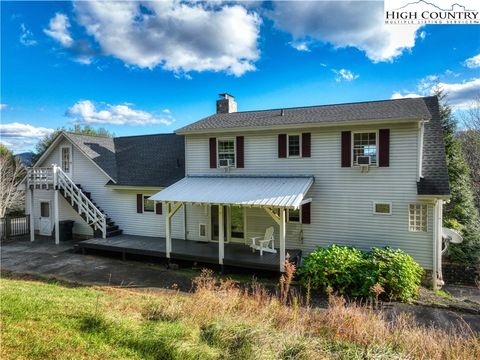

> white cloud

[
  {"left": 289, "top": 41, "right": 310, "bottom": 52},
  {"left": 71, "top": 1, "right": 261, "bottom": 76},
  {"left": 268, "top": 1, "right": 421, "bottom": 62},
  {"left": 19, "top": 23, "right": 37, "bottom": 46},
  {"left": 464, "top": 54, "right": 480, "bottom": 69},
  {"left": 419, "top": 31, "right": 427, "bottom": 40},
  {"left": 392, "top": 78, "right": 480, "bottom": 110},
  {"left": 332, "top": 68, "right": 359, "bottom": 82},
  {"left": 0, "top": 122, "right": 55, "bottom": 152},
  {"left": 0, "top": 103, "right": 7, "bottom": 110},
  {"left": 44, "top": 13, "right": 73, "bottom": 47},
  {"left": 66, "top": 100, "right": 175, "bottom": 126},
  {"left": 391, "top": 92, "right": 422, "bottom": 99}
]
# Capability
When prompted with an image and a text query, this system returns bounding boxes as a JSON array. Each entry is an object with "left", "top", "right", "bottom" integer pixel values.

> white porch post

[
  {"left": 218, "top": 205, "right": 224, "bottom": 265},
  {"left": 29, "top": 186, "right": 35, "bottom": 242},
  {"left": 53, "top": 165, "right": 60, "bottom": 245},
  {"left": 279, "top": 208, "right": 286, "bottom": 272},
  {"left": 165, "top": 201, "right": 183, "bottom": 260},
  {"left": 166, "top": 202, "right": 171, "bottom": 258}
]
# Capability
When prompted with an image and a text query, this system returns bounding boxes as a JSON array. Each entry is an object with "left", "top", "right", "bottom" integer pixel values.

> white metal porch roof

[{"left": 149, "top": 175, "right": 314, "bottom": 209}]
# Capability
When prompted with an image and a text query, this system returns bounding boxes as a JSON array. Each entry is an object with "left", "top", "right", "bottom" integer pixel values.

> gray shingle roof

[
  {"left": 64, "top": 132, "right": 117, "bottom": 180},
  {"left": 64, "top": 132, "right": 184, "bottom": 187},
  {"left": 177, "top": 97, "right": 433, "bottom": 133},
  {"left": 417, "top": 96, "right": 450, "bottom": 196},
  {"left": 113, "top": 134, "right": 185, "bottom": 187}
]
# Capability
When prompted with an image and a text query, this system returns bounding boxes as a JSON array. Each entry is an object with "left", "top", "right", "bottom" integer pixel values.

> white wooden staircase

[{"left": 27, "top": 166, "right": 123, "bottom": 239}]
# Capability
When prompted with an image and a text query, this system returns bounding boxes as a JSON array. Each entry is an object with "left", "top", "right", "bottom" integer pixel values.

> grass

[{"left": 1, "top": 267, "right": 479, "bottom": 360}]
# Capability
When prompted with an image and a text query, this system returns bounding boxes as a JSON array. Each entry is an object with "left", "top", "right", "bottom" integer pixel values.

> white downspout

[
  {"left": 418, "top": 120, "right": 426, "bottom": 180},
  {"left": 432, "top": 200, "right": 438, "bottom": 290},
  {"left": 432, "top": 199, "right": 444, "bottom": 290}
]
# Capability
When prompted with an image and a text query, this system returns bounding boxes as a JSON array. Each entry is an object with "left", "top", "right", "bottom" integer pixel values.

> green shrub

[
  {"left": 298, "top": 245, "right": 424, "bottom": 302},
  {"left": 368, "top": 247, "right": 424, "bottom": 302},
  {"left": 297, "top": 245, "right": 372, "bottom": 296}
]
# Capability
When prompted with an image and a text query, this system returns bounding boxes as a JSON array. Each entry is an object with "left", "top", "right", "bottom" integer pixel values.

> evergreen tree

[{"left": 436, "top": 89, "right": 480, "bottom": 265}]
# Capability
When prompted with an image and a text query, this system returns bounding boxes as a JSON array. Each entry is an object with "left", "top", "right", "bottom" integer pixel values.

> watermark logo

[{"left": 385, "top": 0, "right": 479, "bottom": 24}]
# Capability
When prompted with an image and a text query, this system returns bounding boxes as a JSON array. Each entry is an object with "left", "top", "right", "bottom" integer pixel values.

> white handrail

[
  {"left": 27, "top": 166, "right": 107, "bottom": 238},
  {"left": 55, "top": 167, "right": 106, "bottom": 238}
]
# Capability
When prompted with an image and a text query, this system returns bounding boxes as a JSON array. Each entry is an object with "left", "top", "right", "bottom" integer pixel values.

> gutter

[{"left": 176, "top": 117, "right": 430, "bottom": 135}]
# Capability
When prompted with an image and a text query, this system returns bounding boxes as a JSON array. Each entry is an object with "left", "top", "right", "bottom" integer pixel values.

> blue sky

[{"left": 1, "top": 1, "right": 479, "bottom": 153}]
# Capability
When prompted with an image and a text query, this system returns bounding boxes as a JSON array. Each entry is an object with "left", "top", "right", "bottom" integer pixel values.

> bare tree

[
  {"left": 0, "top": 148, "right": 26, "bottom": 218},
  {"left": 458, "top": 97, "right": 480, "bottom": 211}
]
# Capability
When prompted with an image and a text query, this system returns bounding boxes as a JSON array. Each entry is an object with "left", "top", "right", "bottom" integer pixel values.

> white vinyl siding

[{"left": 185, "top": 122, "right": 435, "bottom": 269}]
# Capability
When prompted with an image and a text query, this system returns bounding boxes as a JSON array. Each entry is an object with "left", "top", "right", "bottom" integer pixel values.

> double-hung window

[
  {"left": 409, "top": 204, "right": 428, "bottom": 232},
  {"left": 353, "top": 132, "right": 377, "bottom": 165},
  {"left": 217, "top": 139, "right": 235, "bottom": 167},
  {"left": 287, "top": 208, "right": 301, "bottom": 223},
  {"left": 288, "top": 135, "right": 301, "bottom": 157},
  {"left": 143, "top": 196, "right": 155, "bottom": 212}
]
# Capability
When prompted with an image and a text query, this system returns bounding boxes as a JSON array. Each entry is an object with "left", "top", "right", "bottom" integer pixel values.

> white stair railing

[
  {"left": 27, "top": 165, "right": 107, "bottom": 238},
  {"left": 27, "top": 167, "right": 54, "bottom": 189},
  {"left": 54, "top": 166, "right": 107, "bottom": 238}
]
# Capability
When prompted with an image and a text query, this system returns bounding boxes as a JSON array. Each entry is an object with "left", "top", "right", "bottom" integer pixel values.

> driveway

[
  {"left": 1, "top": 238, "right": 195, "bottom": 291},
  {"left": 2, "top": 238, "right": 479, "bottom": 333}
]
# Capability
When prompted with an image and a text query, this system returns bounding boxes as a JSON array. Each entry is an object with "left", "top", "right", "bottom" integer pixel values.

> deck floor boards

[{"left": 78, "top": 234, "right": 301, "bottom": 271}]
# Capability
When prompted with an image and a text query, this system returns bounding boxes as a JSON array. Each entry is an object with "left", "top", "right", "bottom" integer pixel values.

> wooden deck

[{"left": 77, "top": 234, "right": 302, "bottom": 271}]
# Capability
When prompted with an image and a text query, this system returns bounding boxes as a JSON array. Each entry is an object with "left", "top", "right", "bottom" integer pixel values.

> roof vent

[
  {"left": 281, "top": 109, "right": 285, "bottom": 116},
  {"left": 216, "top": 93, "right": 237, "bottom": 114}
]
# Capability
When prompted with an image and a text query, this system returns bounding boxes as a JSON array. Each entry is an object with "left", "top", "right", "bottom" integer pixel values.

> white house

[{"left": 25, "top": 95, "right": 450, "bottom": 287}]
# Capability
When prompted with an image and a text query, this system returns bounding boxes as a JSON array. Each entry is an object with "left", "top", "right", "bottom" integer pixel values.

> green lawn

[{"left": 1, "top": 276, "right": 478, "bottom": 359}]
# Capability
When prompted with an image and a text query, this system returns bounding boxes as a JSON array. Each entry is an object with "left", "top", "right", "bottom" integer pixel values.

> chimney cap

[{"left": 218, "top": 93, "right": 235, "bottom": 99}]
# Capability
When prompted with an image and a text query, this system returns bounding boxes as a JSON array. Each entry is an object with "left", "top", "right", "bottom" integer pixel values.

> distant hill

[{"left": 15, "top": 152, "right": 34, "bottom": 167}]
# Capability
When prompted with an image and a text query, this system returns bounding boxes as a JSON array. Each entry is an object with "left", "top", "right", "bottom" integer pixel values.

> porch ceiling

[{"left": 149, "top": 175, "right": 314, "bottom": 209}]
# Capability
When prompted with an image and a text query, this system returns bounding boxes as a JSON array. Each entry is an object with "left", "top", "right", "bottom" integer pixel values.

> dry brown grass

[{"left": 140, "top": 266, "right": 479, "bottom": 359}]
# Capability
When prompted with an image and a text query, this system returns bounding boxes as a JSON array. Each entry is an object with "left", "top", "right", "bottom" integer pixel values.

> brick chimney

[{"left": 216, "top": 93, "right": 237, "bottom": 114}]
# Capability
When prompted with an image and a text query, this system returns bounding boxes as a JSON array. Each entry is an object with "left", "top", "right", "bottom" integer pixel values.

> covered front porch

[
  {"left": 77, "top": 234, "right": 302, "bottom": 271},
  {"left": 150, "top": 175, "right": 314, "bottom": 272}
]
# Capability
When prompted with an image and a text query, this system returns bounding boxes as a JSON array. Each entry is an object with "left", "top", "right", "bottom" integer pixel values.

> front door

[
  {"left": 211, "top": 205, "right": 227, "bottom": 242},
  {"left": 230, "top": 207, "right": 245, "bottom": 242},
  {"left": 39, "top": 201, "right": 52, "bottom": 236}
]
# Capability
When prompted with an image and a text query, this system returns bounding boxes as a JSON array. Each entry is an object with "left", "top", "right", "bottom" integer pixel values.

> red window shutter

[
  {"left": 301, "top": 202, "right": 311, "bottom": 224},
  {"left": 209, "top": 138, "right": 217, "bottom": 168},
  {"left": 155, "top": 202, "right": 162, "bottom": 215},
  {"left": 302, "top": 133, "right": 311, "bottom": 158},
  {"left": 341, "top": 131, "right": 351, "bottom": 167},
  {"left": 379, "top": 129, "right": 390, "bottom": 167},
  {"left": 236, "top": 136, "right": 244, "bottom": 168},
  {"left": 278, "top": 134, "right": 287, "bottom": 158},
  {"left": 136, "top": 194, "right": 143, "bottom": 213}
]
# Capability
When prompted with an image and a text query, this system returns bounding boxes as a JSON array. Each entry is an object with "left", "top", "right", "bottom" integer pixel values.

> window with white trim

[
  {"left": 61, "top": 147, "right": 70, "bottom": 172},
  {"left": 288, "top": 135, "right": 301, "bottom": 157},
  {"left": 217, "top": 139, "right": 235, "bottom": 167},
  {"left": 353, "top": 132, "right": 377, "bottom": 165},
  {"left": 287, "top": 208, "right": 301, "bottom": 223},
  {"left": 409, "top": 204, "right": 428, "bottom": 232},
  {"left": 373, "top": 202, "right": 392, "bottom": 215},
  {"left": 143, "top": 196, "right": 155, "bottom": 212},
  {"left": 199, "top": 223, "right": 206, "bottom": 237}
]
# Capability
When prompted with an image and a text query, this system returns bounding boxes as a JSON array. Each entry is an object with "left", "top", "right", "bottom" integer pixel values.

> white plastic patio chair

[{"left": 250, "top": 226, "right": 277, "bottom": 255}]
